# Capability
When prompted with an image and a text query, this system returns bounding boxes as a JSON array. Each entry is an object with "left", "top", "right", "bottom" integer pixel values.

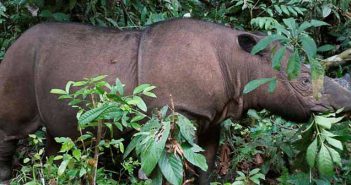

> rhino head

[{"left": 235, "top": 33, "right": 351, "bottom": 122}]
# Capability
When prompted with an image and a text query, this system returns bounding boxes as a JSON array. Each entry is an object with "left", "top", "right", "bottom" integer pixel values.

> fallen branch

[{"left": 322, "top": 48, "right": 351, "bottom": 70}]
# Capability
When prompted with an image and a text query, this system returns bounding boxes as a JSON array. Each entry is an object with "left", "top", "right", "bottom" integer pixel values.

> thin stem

[{"left": 90, "top": 93, "right": 103, "bottom": 185}]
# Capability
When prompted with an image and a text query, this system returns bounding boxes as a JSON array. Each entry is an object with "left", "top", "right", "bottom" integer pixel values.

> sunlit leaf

[
  {"left": 306, "top": 138, "right": 318, "bottom": 168},
  {"left": 318, "top": 144, "right": 334, "bottom": 177},
  {"left": 158, "top": 151, "right": 183, "bottom": 185},
  {"left": 243, "top": 78, "right": 275, "bottom": 94}
]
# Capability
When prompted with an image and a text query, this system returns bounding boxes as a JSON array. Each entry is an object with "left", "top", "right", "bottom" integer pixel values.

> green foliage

[
  {"left": 303, "top": 112, "right": 344, "bottom": 177},
  {"left": 125, "top": 107, "right": 207, "bottom": 185},
  {"left": 217, "top": 109, "right": 351, "bottom": 184},
  {"left": 13, "top": 76, "right": 206, "bottom": 185},
  {"left": 232, "top": 168, "right": 265, "bottom": 185}
]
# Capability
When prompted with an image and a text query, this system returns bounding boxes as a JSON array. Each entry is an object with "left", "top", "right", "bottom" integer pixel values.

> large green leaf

[
  {"left": 158, "top": 151, "right": 183, "bottom": 185},
  {"left": 182, "top": 144, "right": 208, "bottom": 171},
  {"left": 251, "top": 34, "right": 286, "bottom": 55},
  {"left": 283, "top": 18, "right": 297, "bottom": 36},
  {"left": 306, "top": 138, "right": 318, "bottom": 168},
  {"left": 243, "top": 78, "right": 275, "bottom": 94},
  {"left": 78, "top": 104, "right": 112, "bottom": 125},
  {"left": 310, "top": 19, "right": 329, "bottom": 27},
  {"left": 300, "top": 34, "right": 317, "bottom": 59},
  {"left": 318, "top": 144, "right": 334, "bottom": 177},
  {"left": 315, "top": 116, "right": 343, "bottom": 129},
  {"left": 141, "top": 121, "right": 170, "bottom": 176},
  {"left": 58, "top": 159, "right": 70, "bottom": 176},
  {"left": 123, "top": 135, "right": 141, "bottom": 159},
  {"left": 177, "top": 115, "right": 196, "bottom": 145},
  {"left": 287, "top": 51, "right": 301, "bottom": 80},
  {"left": 272, "top": 46, "right": 286, "bottom": 70},
  {"left": 325, "top": 137, "right": 343, "bottom": 150},
  {"left": 326, "top": 146, "right": 342, "bottom": 167}
]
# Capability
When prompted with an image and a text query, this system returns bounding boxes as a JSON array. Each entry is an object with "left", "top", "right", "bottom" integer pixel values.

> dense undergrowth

[{"left": 1, "top": 0, "right": 351, "bottom": 184}]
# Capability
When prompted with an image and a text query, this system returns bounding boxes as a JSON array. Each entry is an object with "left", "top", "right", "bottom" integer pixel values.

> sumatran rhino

[{"left": 1, "top": 19, "right": 351, "bottom": 184}]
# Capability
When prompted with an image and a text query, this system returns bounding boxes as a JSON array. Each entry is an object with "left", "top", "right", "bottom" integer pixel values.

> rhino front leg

[
  {"left": 0, "top": 136, "right": 17, "bottom": 183},
  {"left": 197, "top": 125, "right": 220, "bottom": 185}
]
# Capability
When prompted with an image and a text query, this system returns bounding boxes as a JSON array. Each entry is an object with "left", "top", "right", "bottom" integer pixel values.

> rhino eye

[{"left": 302, "top": 78, "right": 311, "bottom": 84}]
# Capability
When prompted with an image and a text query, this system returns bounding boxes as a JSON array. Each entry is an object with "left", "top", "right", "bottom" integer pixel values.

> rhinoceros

[{"left": 0, "top": 19, "right": 351, "bottom": 184}]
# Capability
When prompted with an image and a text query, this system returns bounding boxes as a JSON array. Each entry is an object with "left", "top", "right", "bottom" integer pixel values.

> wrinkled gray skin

[{"left": 1, "top": 19, "right": 351, "bottom": 184}]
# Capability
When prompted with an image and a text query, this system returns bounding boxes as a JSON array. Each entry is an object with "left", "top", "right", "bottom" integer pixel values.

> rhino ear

[{"left": 237, "top": 33, "right": 260, "bottom": 54}]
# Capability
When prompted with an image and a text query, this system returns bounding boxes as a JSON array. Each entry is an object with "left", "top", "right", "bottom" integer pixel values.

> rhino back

[
  {"left": 31, "top": 23, "right": 141, "bottom": 137},
  {"left": 139, "top": 19, "right": 230, "bottom": 125}
]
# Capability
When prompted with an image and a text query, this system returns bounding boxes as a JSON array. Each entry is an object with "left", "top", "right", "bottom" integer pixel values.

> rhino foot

[{"left": 0, "top": 162, "right": 11, "bottom": 184}]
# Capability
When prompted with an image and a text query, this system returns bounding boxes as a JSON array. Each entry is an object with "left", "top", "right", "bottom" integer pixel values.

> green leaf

[
  {"left": 300, "top": 34, "right": 317, "bottom": 59},
  {"left": 251, "top": 35, "right": 286, "bottom": 55},
  {"left": 54, "top": 155, "right": 63, "bottom": 160},
  {"left": 325, "top": 137, "right": 343, "bottom": 150},
  {"left": 50, "top": 89, "right": 67, "bottom": 95},
  {"left": 23, "top": 158, "right": 30, "bottom": 163},
  {"left": 243, "top": 78, "right": 275, "bottom": 94},
  {"left": 310, "top": 20, "right": 329, "bottom": 27},
  {"left": 52, "top": 12, "right": 69, "bottom": 22},
  {"left": 131, "top": 114, "right": 146, "bottom": 123},
  {"left": 141, "top": 121, "right": 170, "bottom": 175},
  {"left": 322, "top": 5, "right": 332, "bottom": 18},
  {"left": 232, "top": 181, "right": 245, "bottom": 185},
  {"left": 317, "top": 44, "right": 335, "bottom": 52},
  {"left": 287, "top": 51, "right": 301, "bottom": 80},
  {"left": 132, "top": 96, "right": 147, "bottom": 112},
  {"left": 249, "top": 168, "right": 260, "bottom": 176},
  {"left": 123, "top": 136, "right": 141, "bottom": 159},
  {"left": 65, "top": 81, "right": 74, "bottom": 93},
  {"left": 283, "top": 18, "right": 297, "bottom": 36},
  {"left": 318, "top": 144, "right": 334, "bottom": 177},
  {"left": 143, "top": 91, "right": 157, "bottom": 98},
  {"left": 287, "top": 6, "right": 298, "bottom": 16},
  {"left": 91, "top": 75, "right": 107, "bottom": 82},
  {"left": 158, "top": 151, "right": 183, "bottom": 185},
  {"left": 315, "top": 116, "right": 343, "bottom": 129},
  {"left": 298, "top": 21, "right": 312, "bottom": 33},
  {"left": 79, "top": 168, "right": 87, "bottom": 177},
  {"left": 268, "top": 78, "right": 277, "bottom": 93},
  {"left": 251, "top": 173, "right": 265, "bottom": 180},
  {"left": 306, "top": 138, "right": 318, "bottom": 168},
  {"left": 58, "top": 159, "right": 70, "bottom": 176},
  {"left": 133, "top": 84, "right": 151, "bottom": 95},
  {"left": 326, "top": 146, "right": 342, "bottom": 167},
  {"left": 272, "top": 46, "right": 286, "bottom": 70},
  {"left": 274, "top": 5, "right": 282, "bottom": 14},
  {"left": 182, "top": 144, "right": 208, "bottom": 171},
  {"left": 72, "top": 149, "right": 81, "bottom": 160},
  {"left": 280, "top": 5, "right": 290, "bottom": 16},
  {"left": 78, "top": 104, "right": 113, "bottom": 125},
  {"left": 177, "top": 115, "right": 196, "bottom": 145}
]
